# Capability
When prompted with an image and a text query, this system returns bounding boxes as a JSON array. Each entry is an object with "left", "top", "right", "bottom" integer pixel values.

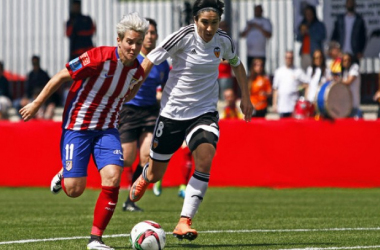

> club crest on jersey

[
  {"left": 129, "top": 78, "right": 139, "bottom": 88},
  {"left": 153, "top": 138, "right": 159, "bottom": 149},
  {"left": 214, "top": 47, "right": 221, "bottom": 58},
  {"left": 65, "top": 161, "right": 72, "bottom": 171},
  {"left": 79, "top": 52, "right": 91, "bottom": 66}
]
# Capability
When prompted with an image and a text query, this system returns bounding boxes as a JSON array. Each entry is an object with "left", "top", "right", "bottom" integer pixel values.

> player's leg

[
  {"left": 178, "top": 144, "right": 193, "bottom": 198},
  {"left": 58, "top": 129, "right": 92, "bottom": 197},
  {"left": 130, "top": 115, "right": 186, "bottom": 202},
  {"left": 88, "top": 129, "right": 124, "bottom": 249},
  {"left": 173, "top": 112, "right": 219, "bottom": 241}
]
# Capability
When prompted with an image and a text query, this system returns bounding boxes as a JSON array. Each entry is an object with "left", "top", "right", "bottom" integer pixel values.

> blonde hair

[{"left": 116, "top": 12, "right": 149, "bottom": 39}]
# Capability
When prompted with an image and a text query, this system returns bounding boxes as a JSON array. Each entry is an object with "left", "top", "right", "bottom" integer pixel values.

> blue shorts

[{"left": 60, "top": 128, "right": 124, "bottom": 178}]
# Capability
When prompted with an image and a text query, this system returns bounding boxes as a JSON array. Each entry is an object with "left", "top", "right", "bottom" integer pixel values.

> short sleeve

[
  {"left": 220, "top": 33, "right": 240, "bottom": 67},
  {"left": 349, "top": 64, "right": 360, "bottom": 77},
  {"left": 65, "top": 48, "right": 101, "bottom": 80}
]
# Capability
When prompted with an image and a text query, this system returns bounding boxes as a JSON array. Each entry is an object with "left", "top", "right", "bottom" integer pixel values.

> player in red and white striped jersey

[{"left": 20, "top": 12, "right": 149, "bottom": 250}]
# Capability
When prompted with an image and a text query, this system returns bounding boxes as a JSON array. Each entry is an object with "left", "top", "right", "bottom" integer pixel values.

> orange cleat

[
  {"left": 129, "top": 175, "right": 149, "bottom": 202},
  {"left": 173, "top": 217, "right": 198, "bottom": 241}
]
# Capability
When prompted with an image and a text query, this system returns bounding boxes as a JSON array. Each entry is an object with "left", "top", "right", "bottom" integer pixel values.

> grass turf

[{"left": 1, "top": 187, "right": 380, "bottom": 249}]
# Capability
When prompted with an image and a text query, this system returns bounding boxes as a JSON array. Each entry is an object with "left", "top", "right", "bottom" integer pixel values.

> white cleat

[
  {"left": 50, "top": 173, "right": 62, "bottom": 194},
  {"left": 87, "top": 239, "right": 114, "bottom": 250}
]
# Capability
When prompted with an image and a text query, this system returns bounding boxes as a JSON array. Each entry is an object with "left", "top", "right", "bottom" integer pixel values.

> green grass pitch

[{"left": 1, "top": 187, "right": 380, "bottom": 249}]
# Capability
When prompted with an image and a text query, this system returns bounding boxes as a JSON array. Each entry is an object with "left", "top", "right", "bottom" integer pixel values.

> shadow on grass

[{"left": 162, "top": 242, "right": 335, "bottom": 249}]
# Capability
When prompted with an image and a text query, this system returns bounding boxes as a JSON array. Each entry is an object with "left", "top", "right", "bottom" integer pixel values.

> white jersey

[{"left": 147, "top": 24, "right": 240, "bottom": 120}]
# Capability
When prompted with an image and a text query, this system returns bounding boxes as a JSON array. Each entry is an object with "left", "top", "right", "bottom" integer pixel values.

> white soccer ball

[{"left": 130, "top": 220, "right": 166, "bottom": 250}]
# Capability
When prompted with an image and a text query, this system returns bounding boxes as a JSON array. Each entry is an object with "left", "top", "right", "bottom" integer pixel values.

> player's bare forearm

[
  {"left": 141, "top": 57, "right": 154, "bottom": 82},
  {"left": 232, "top": 63, "right": 253, "bottom": 122},
  {"left": 19, "top": 68, "right": 72, "bottom": 121}
]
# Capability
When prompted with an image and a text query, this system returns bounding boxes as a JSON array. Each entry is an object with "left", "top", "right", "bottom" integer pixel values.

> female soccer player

[
  {"left": 129, "top": 0, "right": 253, "bottom": 241},
  {"left": 20, "top": 12, "right": 149, "bottom": 250}
]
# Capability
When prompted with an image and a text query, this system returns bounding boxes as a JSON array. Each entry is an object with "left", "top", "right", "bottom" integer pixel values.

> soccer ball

[{"left": 130, "top": 220, "right": 166, "bottom": 250}]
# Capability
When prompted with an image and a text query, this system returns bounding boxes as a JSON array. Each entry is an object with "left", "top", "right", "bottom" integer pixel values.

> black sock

[{"left": 126, "top": 164, "right": 143, "bottom": 203}]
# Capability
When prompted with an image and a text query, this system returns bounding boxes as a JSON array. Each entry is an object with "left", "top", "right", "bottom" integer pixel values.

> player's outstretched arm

[
  {"left": 231, "top": 63, "right": 253, "bottom": 122},
  {"left": 19, "top": 68, "right": 72, "bottom": 121}
]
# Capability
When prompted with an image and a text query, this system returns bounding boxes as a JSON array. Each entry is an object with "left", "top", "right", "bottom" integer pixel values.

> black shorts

[
  {"left": 118, "top": 104, "right": 159, "bottom": 143},
  {"left": 150, "top": 111, "right": 220, "bottom": 162}
]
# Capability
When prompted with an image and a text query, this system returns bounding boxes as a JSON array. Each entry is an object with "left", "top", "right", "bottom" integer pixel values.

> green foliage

[{"left": 1, "top": 187, "right": 380, "bottom": 249}]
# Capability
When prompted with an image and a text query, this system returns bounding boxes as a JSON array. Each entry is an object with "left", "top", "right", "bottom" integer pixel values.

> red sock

[{"left": 91, "top": 186, "right": 120, "bottom": 236}]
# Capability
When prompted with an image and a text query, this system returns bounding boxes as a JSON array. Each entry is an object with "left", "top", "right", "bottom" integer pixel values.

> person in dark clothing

[
  {"left": 331, "top": 0, "right": 366, "bottom": 63},
  {"left": 24, "top": 55, "right": 58, "bottom": 119},
  {"left": 66, "top": 0, "right": 96, "bottom": 61},
  {"left": 0, "top": 62, "right": 12, "bottom": 119}
]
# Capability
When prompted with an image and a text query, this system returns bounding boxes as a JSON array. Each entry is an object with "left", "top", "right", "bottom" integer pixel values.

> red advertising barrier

[{"left": 1, "top": 119, "right": 379, "bottom": 189}]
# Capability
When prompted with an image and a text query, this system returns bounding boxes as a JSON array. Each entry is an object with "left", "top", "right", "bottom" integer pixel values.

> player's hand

[
  {"left": 373, "top": 91, "right": 380, "bottom": 102},
  {"left": 19, "top": 101, "right": 40, "bottom": 121},
  {"left": 240, "top": 97, "right": 254, "bottom": 122}
]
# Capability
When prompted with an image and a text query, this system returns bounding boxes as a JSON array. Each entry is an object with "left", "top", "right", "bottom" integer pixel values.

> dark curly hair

[{"left": 192, "top": 0, "right": 224, "bottom": 20}]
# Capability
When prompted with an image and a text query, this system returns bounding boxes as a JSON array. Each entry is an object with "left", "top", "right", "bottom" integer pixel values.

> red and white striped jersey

[{"left": 63, "top": 46, "right": 144, "bottom": 131}]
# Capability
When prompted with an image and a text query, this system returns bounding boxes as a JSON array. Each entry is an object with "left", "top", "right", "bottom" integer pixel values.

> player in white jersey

[
  {"left": 20, "top": 12, "right": 149, "bottom": 250},
  {"left": 129, "top": 0, "right": 253, "bottom": 241}
]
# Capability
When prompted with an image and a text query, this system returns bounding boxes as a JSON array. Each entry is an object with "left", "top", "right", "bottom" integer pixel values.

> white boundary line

[{"left": 1, "top": 227, "right": 380, "bottom": 247}]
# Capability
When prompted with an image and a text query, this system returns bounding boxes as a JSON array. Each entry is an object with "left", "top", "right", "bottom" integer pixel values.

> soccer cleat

[
  {"left": 178, "top": 184, "right": 186, "bottom": 199},
  {"left": 153, "top": 180, "right": 162, "bottom": 196},
  {"left": 129, "top": 175, "right": 149, "bottom": 202},
  {"left": 87, "top": 239, "right": 114, "bottom": 250},
  {"left": 50, "top": 173, "right": 62, "bottom": 194},
  {"left": 173, "top": 217, "right": 198, "bottom": 241},
  {"left": 122, "top": 201, "right": 143, "bottom": 212}
]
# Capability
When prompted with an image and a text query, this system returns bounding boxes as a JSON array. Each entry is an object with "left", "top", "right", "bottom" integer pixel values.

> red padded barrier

[{"left": 1, "top": 119, "right": 379, "bottom": 188}]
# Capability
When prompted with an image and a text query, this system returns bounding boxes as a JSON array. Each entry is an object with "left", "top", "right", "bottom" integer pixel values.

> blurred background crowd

[{"left": 0, "top": 0, "right": 379, "bottom": 121}]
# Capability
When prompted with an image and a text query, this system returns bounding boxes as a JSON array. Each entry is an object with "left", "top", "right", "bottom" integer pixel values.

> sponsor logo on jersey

[
  {"left": 69, "top": 58, "right": 83, "bottom": 72},
  {"left": 214, "top": 47, "right": 221, "bottom": 58},
  {"left": 153, "top": 138, "right": 159, "bottom": 149},
  {"left": 80, "top": 52, "right": 91, "bottom": 66},
  {"left": 190, "top": 49, "right": 197, "bottom": 54},
  {"left": 65, "top": 161, "right": 72, "bottom": 171}
]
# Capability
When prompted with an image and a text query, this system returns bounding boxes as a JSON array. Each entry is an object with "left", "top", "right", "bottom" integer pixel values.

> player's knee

[
  {"left": 64, "top": 186, "right": 85, "bottom": 198},
  {"left": 188, "top": 130, "right": 218, "bottom": 152}
]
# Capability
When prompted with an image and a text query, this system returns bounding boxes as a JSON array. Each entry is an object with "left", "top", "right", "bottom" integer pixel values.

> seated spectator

[
  {"left": 327, "top": 41, "right": 343, "bottom": 81},
  {"left": 220, "top": 89, "right": 243, "bottom": 120},
  {"left": 340, "top": 53, "right": 361, "bottom": 118},
  {"left": 296, "top": 5, "right": 326, "bottom": 71},
  {"left": 248, "top": 58, "right": 272, "bottom": 118},
  {"left": 272, "top": 51, "right": 309, "bottom": 118},
  {"left": 19, "top": 56, "right": 60, "bottom": 120},
  {"left": 0, "top": 62, "right": 12, "bottom": 119},
  {"left": 305, "top": 49, "right": 330, "bottom": 103}
]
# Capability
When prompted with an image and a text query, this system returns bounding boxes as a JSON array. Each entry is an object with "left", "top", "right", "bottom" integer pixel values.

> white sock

[{"left": 180, "top": 171, "right": 209, "bottom": 218}]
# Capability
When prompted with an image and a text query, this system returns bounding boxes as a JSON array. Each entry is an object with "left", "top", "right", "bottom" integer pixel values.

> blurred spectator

[
  {"left": 374, "top": 72, "right": 380, "bottom": 119},
  {"left": 66, "top": 0, "right": 96, "bottom": 61},
  {"left": 327, "top": 41, "right": 343, "bottom": 80},
  {"left": 296, "top": 5, "right": 326, "bottom": 71},
  {"left": 0, "top": 62, "right": 12, "bottom": 119},
  {"left": 272, "top": 51, "right": 308, "bottom": 118},
  {"left": 23, "top": 55, "right": 59, "bottom": 120},
  {"left": 218, "top": 20, "right": 234, "bottom": 100},
  {"left": 248, "top": 58, "right": 272, "bottom": 118},
  {"left": 220, "top": 89, "right": 242, "bottom": 120},
  {"left": 240, "top": 4, "right": 272, "bottom": 71},
  {"left": 331, "top": 0, "right": 366, "bottom": 63},
  {"left": 340, "top": 53, "right": 362, "bottom": 118},
  {"left": 305, "top": 49, "right": 330, "bottom": 102}
]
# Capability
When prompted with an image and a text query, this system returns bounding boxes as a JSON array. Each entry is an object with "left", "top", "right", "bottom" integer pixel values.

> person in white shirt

[
  {"left": 240, "top": 4, "right": 272, "bottom": 71},
  {"left": 305, "top": 49, "right": 330, "bottom": 102},
  {"left": 272, "top": 51, "right": 309, "bottom": 118},
  {"left": 128, "top": 0, "right": 253, "bottom": 242},
  {"left": 341, "top": 53, "right": 362, "bottom": 118}
]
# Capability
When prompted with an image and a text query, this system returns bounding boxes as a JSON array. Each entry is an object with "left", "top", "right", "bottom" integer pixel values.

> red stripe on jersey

[
  {"left": 80, "top": 61, "right": 118, "bottom": 130},
  {"left": 95, "top": 66, "right": 130, "bottom": 130},
  {"left": 67, "top": 63, "right": 104, "bottom": 130}
]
